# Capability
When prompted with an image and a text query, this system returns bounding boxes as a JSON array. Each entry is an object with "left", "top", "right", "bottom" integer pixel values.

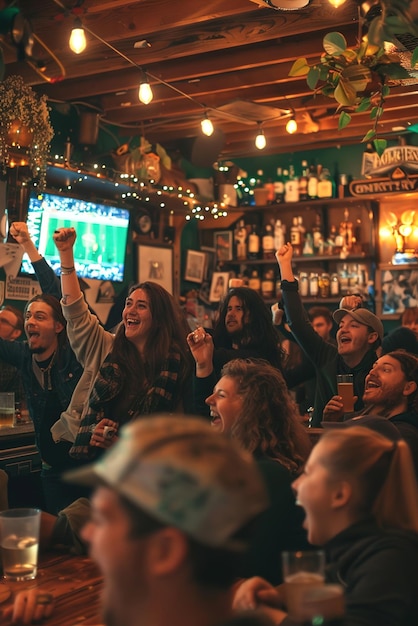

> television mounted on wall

[{"left": 20, "top": 191, "right": 130, "bottom": 282}]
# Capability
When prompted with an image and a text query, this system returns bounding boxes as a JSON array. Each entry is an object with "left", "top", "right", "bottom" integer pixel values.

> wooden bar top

[{"left": 0, "top": 551, "right": 103, "bottom": 625}]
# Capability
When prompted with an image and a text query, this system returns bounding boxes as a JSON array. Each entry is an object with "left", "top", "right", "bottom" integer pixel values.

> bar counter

[{"left": 0, "top": 551, "right": 103, "bottom": 625}]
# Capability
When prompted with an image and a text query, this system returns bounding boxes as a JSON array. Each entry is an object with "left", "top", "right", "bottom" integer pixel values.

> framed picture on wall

[
  {"left": 377, "top": 264, "right": 418, "bottom": 318},
  {"left": 214, "top": 230, "right": 233, "bottom": 262},
  {"left": 184, "top": 250, "right": 206, "bottom": 283},
  {"left": 201, "top": 246, "right": 217, "bottom": 279},
  {"left": 137, "top": 244, "right": 173, "bottom": 294},
  {"left": 209, "top": 271, "right": 229, "bottom": 302}
]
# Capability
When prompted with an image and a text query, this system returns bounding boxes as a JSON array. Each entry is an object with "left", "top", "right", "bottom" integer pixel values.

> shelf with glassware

[{"left": 211, "top": 198, "right": 377, "bottom": 307}]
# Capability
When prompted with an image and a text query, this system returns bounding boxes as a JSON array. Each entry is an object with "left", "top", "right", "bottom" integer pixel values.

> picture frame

[
  {"left": 184, "top": 250, "right": 206, "bottom": 283},
  {"left": 376, "top": 264, "right": 418, "bottom": 318},
  {"left": 201, "top": 246, "right": 217, "bottom": 280},
  {"left": 209, "top": 271, "right": 229, "bottom": 303},
  {"left": 137, "top": 244, "right": 173, "bottom": 294},
  {"left": 214, "top": 230, "right": 233, "bottom": 262}
]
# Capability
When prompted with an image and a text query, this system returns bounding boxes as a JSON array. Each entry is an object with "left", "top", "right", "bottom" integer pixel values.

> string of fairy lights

[{"left": 37, "top": 153, "right": 235, "bottom": 221}]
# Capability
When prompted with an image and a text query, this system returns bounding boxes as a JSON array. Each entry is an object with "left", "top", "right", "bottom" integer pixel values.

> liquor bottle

[
  {"left": 261, "top": 268, "right": 275, "bottom": 299},
  {"left": 303, "top": 232, "right": 314, "bottom": 256},
  {"left": 307, "top": 163, "right": 318, "bottom": 199},
  {"left": 312, "top": 212, "right": 324, "bottom": 254},
  {"left": 234, "top": 219, "right": 247, "bottom": 261},
  {"left": 318, "top": 272, "right": 330, "bottom": 298},
  {"left": 317, "top": 168, "right": 335, "bottom": 198},
  {"left": 309, "top": 272, "right": 319, "bottom": 297},
  {"left": 339, "top": 209, "right": 353, "bottom": 250},
  {"left": 248, "top": 269, "right": 261, "bottom": 293},
  {"left": 248, "top": 224, "right": 260, "bottom": 259},
  {"left": 330, "top": 273, "right": 340, "bottom": 296},
  {"left": 274, "top": 167, "right": 285, "bottom": 203},
  {"left": 285, "top": 165, "right": 300, "bottom": 203},
  {"left": 299, "top": 272, "right": 309, "bottom": 297},
  {"left": 299, "top": 160, "right": 309, "bottom": 201},
  {"left": 262, "top": 223, "right": 275, "bottom": 259},
  {"left": 274, "top": 219, "right": 285, "bottom": 251},
  {"left": 265, "top": 178, "right": 275, "bottom": 204},
  {"left": 297, "top": 215, "right": 306, "bottom": 249},
  {"left": 290, "top": 216, "right": 302, "bottom": 256}
]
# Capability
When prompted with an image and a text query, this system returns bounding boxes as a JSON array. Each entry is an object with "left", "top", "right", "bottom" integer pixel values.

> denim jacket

[{"left": 0, "top": 338, "right": 83, "bottom": 466}]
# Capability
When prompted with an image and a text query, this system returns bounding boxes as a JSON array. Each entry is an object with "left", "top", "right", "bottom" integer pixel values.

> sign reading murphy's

[{"left": 349, "top": 145, "right": 418, "bottom": 196}]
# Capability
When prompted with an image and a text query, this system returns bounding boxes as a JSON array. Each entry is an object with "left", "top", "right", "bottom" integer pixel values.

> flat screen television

[{"left": 21, "top": 191, "right": 131, "bottom": 282}]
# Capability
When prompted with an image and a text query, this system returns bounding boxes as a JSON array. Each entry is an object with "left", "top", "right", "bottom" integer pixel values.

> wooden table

[{"left": 0, "top": 551, "right": 103, "bottom": 625}]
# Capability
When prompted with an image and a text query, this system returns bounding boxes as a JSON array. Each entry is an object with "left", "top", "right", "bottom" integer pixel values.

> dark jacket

[
  {"left": 281, "top": 280, "right": 377, "bottom": 426},
  {"left": 325, "top": 519, "right": 418, "bottom": 626},
  {"left": 0, "top": 338, "right": 83, "bottom": 469}
]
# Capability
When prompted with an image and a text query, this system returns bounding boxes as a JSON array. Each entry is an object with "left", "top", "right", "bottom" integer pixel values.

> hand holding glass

[
  {"left": 282, "top": 550, "right": 325, "bottom": 620},
  {"left": 337, "top": 374, "right": 355, "bottom": 412}
]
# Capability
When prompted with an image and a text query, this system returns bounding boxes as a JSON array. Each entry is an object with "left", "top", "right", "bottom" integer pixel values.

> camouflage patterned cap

[{"left": 65, "top": 415, "right": 268, "bottom": 550}]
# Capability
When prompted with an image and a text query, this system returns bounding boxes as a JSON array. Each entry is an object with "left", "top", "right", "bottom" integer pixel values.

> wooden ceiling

[{"left": 2, "top": 0, "right": 418, "bottom": 162}]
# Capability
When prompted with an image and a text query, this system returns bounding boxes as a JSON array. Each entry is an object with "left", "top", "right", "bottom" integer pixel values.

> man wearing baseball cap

[
  {"left": 276, "top": 243, "right": 383, "bottom": 426},
  {"left": 64, "top": 415, "right": 269, "bottom": 626}
]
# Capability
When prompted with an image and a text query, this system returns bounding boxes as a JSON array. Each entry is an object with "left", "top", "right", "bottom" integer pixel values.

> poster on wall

[
  {"left": 5, "top": 276, "right": 42, "bottom": 301},
  {"left": 137, "top": 244, "right": 173, "bottom": 294}
]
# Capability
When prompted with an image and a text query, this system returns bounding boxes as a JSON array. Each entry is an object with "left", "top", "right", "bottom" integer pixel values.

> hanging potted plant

[
  {"left": 0, "top": 75, "right": 54, "bottom": 189},
  {"left": 289, "top": 0, "right": 418, "bottom": 156}
]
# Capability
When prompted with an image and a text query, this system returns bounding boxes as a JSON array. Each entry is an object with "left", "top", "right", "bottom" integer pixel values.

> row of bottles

[
  {"left": 230, "top": 268, "right": 342, "bottom": 300},
  {"left": 240, "top": 161, "right": 351, "bottom": 207},
  {"left": 234, "top": 210, "right": 361, "bottom": 261}
]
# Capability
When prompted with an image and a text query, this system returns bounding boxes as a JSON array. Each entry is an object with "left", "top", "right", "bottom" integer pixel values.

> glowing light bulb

[
  {"left": 328, "top": 0, "right": 347, "bottom": 7},
  {"left": 138, "top": 78, "right": 153, "bottom": 105},
  {"left": 286, "top": 118, "right": 298, "bottom": 134},
  {"left": 69, "top": 20, "right": 86, "bottom": 54},
  {"left": 201, "top": 116, "right": 214, "bottom": 136},
  {"left": 255, "top": 129, "right": 266, "bottom": 150}
]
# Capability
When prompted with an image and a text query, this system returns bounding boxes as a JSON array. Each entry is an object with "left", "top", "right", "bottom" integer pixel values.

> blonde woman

[{"left": 234, "top": 426, "right": 418, "bottom": 625}]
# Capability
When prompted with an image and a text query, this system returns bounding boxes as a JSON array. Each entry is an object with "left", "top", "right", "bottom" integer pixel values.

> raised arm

[
  {"left": 52, "top": 228, "right": 82, "bottom": 306},
  {"left": 10, "top": 221, "right": 61, "bottom": 299},
  {"left": 275, "top": 242, "right": 296, "bottom": 282}
]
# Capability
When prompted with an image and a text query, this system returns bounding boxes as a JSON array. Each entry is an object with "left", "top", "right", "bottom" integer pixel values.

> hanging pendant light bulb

[
  {"left": 201, "top": 113, "right": 214, "bottom": 137},
  {"left": 286, "top": 118, "right": 298, "bottom": 134},
  {"left": 69, "top": 18, "right": 87, "bottom": 54},
  {"left": 255, "top": 124, "right": 266, "bottom": 150},
  {"left": 327, "top": 0, "right": 347, "bottom": 7},
  {"left": 138, "top": 72, "right": 153, "bottom": 105}
]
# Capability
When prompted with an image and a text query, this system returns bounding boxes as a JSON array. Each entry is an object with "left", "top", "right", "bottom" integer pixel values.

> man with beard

[
  {"left": 323, "top": 349, "right": 418, "bottom": 476},
  {"left": 276, "top": 242, "right": 383, "bottom": 426},
  {"left": 0, "top": 294, "right": 84, "bottom": 514},
  {"left": 211, "top": 287, "right": 284, "bottom": 376}
]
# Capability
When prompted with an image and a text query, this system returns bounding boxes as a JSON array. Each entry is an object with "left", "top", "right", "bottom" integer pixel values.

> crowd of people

[{"left": 0, "top": 231, "right": 418, "bottom": 626}]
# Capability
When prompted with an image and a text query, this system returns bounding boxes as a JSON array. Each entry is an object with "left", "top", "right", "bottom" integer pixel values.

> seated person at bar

[
  {"left": 401, "top": 307, "right": 418, "bottom": 339},
  {"left": 234, "top": 426, "right": 418, "bottom": 626},
  {"left": 276, "top": 242, "right": 383, "bottom": 426},
  {"left": 51, "top": 227, "right": 193, "bottom": 458},
  {"left": 188, "top": 328, "right": 311, "bottom": 584},
  {"left": 323, "top": 349, "right": 418, "bottom": 476}
]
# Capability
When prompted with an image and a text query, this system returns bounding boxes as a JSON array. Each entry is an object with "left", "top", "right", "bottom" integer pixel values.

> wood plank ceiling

[{"left": 2, "top": 0, "right": 418, "bottom": 162}]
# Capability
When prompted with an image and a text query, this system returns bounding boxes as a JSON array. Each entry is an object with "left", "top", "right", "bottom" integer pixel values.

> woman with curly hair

[{"left": 187, "top": 328, "right": 311, "bottom": 583}]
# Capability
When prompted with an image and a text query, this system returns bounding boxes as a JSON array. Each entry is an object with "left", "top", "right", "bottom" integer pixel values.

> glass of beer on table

[{"left": 0, "top": 392, "right": 15, "bottom": 428}]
